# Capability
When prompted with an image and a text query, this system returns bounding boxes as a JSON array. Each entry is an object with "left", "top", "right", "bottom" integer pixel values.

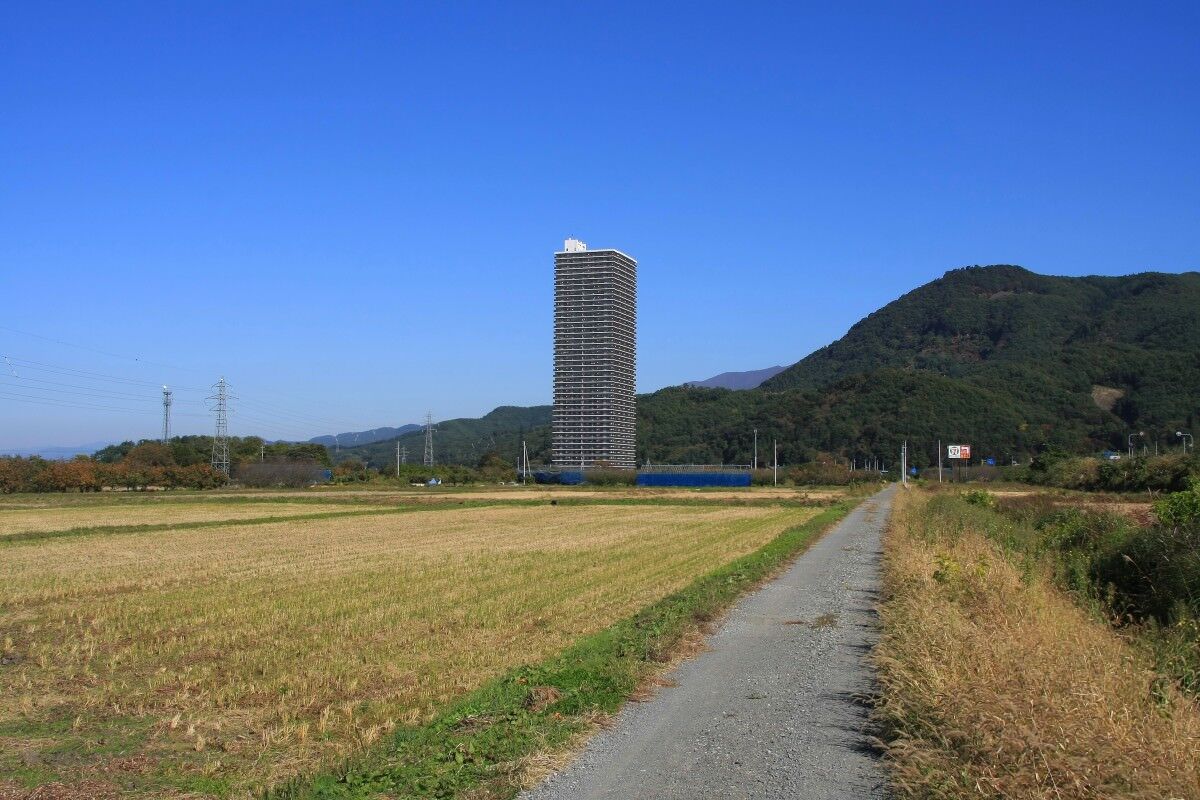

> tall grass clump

[
  {"left": 874, "top": 490, "right": 1200, "bottom": 799},
  {"left": 989, "top": 480, "right": 1200, "bottom": 696}
]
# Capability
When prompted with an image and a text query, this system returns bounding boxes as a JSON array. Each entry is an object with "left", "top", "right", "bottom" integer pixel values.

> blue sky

[{"left": 2, "top": 2, "right": 1198, "bottom": 448}]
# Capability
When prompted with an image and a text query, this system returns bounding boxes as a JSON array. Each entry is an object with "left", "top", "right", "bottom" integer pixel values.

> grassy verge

[
  {"left": 983, "top": 486, "right": 1200, "bottom": 696},
  {"left": 269, "top": 501, "right": 856, "bottom": 799},
  {"left": 875, "top": 490, "right": 1200, "bottom": 799}
]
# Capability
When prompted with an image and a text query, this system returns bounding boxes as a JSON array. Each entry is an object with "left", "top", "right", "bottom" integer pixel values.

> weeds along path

[{"left": 521, "top": 485, "right": 894, "bottom": 800}]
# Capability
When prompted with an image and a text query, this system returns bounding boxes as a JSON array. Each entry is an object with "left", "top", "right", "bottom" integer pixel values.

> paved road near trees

[{"left": 522, "top": 486, "right": 895, "bottom": 800}]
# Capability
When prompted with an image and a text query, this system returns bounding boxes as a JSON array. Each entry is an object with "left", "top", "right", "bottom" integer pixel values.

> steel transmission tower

[
  {"left": 208, "top": 377, "right": 231, "bottom": 476},
  {"left": 161, "top": 386, "right": 173, "bottom": 444},
  {"left": 423, "top": 412, "right": 436, "bottom": 467}
]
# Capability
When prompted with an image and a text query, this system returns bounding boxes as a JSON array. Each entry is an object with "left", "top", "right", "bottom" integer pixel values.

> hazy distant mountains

[
  {"left": 332, "top": 406, "right": 552, "bottom": 467},
  {"left": 685, "top": 366, "right": 785, "bottom": 390},
  {"left": 4, "top": 442, "right": 115, "bottom": 460},
  {"left": 309, "top": 425, "right": 421, "bottom": 448},
  {"left": 310, "top": 369, "right": 781, "bottom": 452}
]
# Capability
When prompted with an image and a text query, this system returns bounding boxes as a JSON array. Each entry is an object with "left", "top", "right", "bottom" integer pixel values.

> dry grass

[
  {"left": 0, "top": 502, "right": 391, "bottom": 537},
  {"left": 1, "top": 501, "right": 813, "bottom": 797},
  {"left": 874, "top": 489, "right": 1200, "bottom": 799}
]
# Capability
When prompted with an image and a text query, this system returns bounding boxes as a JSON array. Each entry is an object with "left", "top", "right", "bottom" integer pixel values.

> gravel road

[{"left": 521, "top": 485, "right": 894, "bottom": 800}]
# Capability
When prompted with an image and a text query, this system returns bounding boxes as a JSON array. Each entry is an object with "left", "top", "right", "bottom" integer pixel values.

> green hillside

[
  {"left": 334, "top": 405, "right": 551, "bottom": 469},
  {"left": 640, "top": 266, "right": 1200, "bottom": 467},
  {"left": 340, "top": 266, "right": 1200, "bottom": 470},
  {"left": 766, "top": 266, "right": 1200, "bottom": 406}
]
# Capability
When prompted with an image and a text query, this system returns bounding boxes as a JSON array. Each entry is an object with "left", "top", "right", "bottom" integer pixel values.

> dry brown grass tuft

[{"left": 874, "top": 490, "right": 1200, "bottom": 799}]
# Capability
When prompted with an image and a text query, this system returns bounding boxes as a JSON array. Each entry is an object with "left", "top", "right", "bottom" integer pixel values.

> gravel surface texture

[{"left": 521, "top": 485, "right": 894, "bottom": 800}]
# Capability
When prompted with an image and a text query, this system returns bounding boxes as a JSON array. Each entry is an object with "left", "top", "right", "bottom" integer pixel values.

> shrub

[
  {"left": 961, "top": 489, "right": 995, "bottom": 509},
  {"left": 1153, "top": 479, "right": 1200, "bottom": 530}
]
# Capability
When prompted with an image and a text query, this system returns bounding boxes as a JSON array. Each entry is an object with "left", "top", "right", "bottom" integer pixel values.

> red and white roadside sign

[{"left": 947, "top": 444, "right": 972, "bottom": 460}]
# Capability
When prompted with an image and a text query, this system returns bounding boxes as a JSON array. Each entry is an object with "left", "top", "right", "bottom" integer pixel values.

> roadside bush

[
  {"left": 961, "top": 489, "right": 995, "bottom": 509},
  {"left": 1153, "top": 478, "right": 1200, "bottom": 530},
  {"left": 990, "top": 486, "right": 1200, "bottom": 693},
  {"left": 583, "top": 468, "right": 637, "bottom": 486},
  {"left": 237, "top": 462, "right": 327, "bottom": 488},
  {"left": 1026, "top": 450, "right": 1197, "bottom": 493},
  {"left": 785, "top": 462, "right": 877, "bottom": 486}
]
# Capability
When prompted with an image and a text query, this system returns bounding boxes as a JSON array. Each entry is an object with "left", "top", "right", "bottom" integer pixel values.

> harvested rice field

[
  {"left": 0, "top": 496, "right": 820, "bottom": 798},
  {"left": 0, "top": 501, "right": 392, "bottom": 538}
]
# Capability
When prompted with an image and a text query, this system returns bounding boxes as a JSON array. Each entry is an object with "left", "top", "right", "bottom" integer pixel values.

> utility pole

[
  {"left": 423, "top": 412, "right": 435, "bottom": 467},
  {"left": 901, "top": 440, "right": 908, "bottom": 487},
  {"left": 522, "top": 439, "right": 530, "bottom": 485},
  {"left": 208, "top": 377, "right": 230, "bottom": 476},
  {"left": 938, "top": 439, "right": 943, "bottom": 483},
  {"left": 161, "top": 386, "right": 172, "bottom": 444},
  {"left": 396, "top": 441, "right": 401, "bottom": 477},
  {"left": 773, "top": 439, "right": 778, "bottom": 486},
  {"left": 753, "top": 429, "right": 758, "bottom": 470},
  {"left": 260, "top": 443, "right": 265, "bottom": 462}
]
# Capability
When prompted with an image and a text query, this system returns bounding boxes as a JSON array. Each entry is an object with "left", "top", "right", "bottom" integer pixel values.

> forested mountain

[
  {"left": 765, "top": 265, "right": 1200, "bottom": 402},
  {"left": 640, "top": 266, "right": 1200, "bottom": 467},
  {"left": 338, "top": 266, "right": 1200, "bottom": 471}
]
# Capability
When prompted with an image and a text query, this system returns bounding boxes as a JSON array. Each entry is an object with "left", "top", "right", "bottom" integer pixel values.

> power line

[
  {"left": 235, "top": 398, "right": 374, "bottom": 432},
  {"left": 4, "top": 352, "right": 398, "bottom": 438},
  {"left": 0, "top": 380, "right": 181, "bottom": 405},
  {"left": 2, "top": 356, "right": 207, "bottom": 390},
  {"left": 0, "top": 350, "right": 411, "bottom": 447},
  {"left": 1, "top": 373, "right": 205, "bottom": 402},
  {"left": 0, "top": 390, "right": 160, "bottom": 415},
  {"left": 0, "top": 324, "right": 212, "bottom": 374}
]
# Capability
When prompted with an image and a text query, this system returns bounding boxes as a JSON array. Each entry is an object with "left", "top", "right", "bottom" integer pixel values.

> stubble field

[
  {"left": 0, "top": 501, "right": 393, "bottom": 538},
  {"left": 0, "top": 489, "right": 833, "bottom": 798}
]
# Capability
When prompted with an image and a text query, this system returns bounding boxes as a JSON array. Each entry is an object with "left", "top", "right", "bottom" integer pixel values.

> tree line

[{"left": 1, "top": 436, "right": 332, "bottom": 493}]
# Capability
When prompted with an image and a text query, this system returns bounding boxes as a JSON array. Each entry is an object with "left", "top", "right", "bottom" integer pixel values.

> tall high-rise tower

[{"left": 553, "top": 238, "right": 637, "bottom": 469}]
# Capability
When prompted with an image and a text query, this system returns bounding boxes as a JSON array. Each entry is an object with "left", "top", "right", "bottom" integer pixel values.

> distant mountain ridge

[
  {"left": 309, "top": 425, "right": 421, "bottom": 448},
  {"left": 2, "top": 441, "right": 116, "bottom": 460},
  {"left": 333, "top": 406, "right": 552, "bottom": 466},
  {"left": 686, "top": 366, "right": 785, "bottom": 390}
]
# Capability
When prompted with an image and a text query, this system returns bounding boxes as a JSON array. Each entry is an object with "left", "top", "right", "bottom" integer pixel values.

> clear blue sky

[{"left": 2, "top": 2, "right": 1198, "bottom": 449}]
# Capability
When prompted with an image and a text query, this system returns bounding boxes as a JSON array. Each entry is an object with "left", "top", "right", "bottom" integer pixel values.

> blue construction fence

[
  {"left": 532, "top": 470, "right": 751, "bottom": 487},
  {"left": 637, "top": 472, "right": 751, "bottom": 487}
]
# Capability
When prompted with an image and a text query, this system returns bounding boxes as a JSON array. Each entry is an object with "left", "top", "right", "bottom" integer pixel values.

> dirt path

[{"left": 521, "top": 486, "right": 895, "bottom": 799}]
